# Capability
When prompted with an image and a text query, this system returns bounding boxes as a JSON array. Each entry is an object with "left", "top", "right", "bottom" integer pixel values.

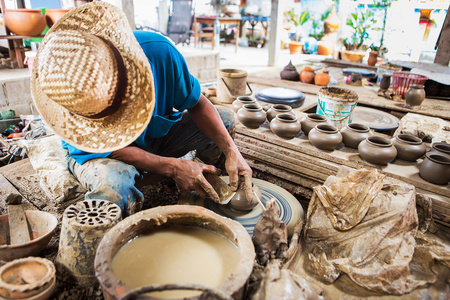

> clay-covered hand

[
  {"left": 173, "top": 159, "right": 221, "bottom": 202},
  {"left": 225, "top": 150, "right": 253, "bottom": 202}
]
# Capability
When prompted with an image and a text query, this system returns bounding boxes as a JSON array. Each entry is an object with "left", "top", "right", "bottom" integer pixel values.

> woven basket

[{"left": 392, "top": 72, "right": 428, "bottom": 98}]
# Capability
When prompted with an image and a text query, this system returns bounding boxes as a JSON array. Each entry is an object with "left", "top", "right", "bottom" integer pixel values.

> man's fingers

[
  {"left": 242, "top": 172, "right": 253, "bottom": 202},
  {"left": 228, "top": 167, "right": 239, "bottom": 191},
  {"left": 195, "top": 174, "right": 219, "bottom": 202}
]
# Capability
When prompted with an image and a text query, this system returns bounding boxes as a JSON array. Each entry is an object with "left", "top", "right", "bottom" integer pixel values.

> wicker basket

[{"left": 392, "top": 72, "right": 428, "bottom": 98}]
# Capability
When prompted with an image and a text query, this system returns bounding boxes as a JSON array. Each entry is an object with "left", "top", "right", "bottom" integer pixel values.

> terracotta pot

[
  {"left": 419, "top": 153, "right": 450, "bottom": 185},
  {"left": 289, "top": 41, "right": 303, "bottom": 55},
  {"left": 309, "top": 124, "right": 342, "bottom": 151},
  {"left": 405, "top": 84, "right": 426, "bottom": 108},
  {"left": 270, "top": 113, "right": 301, "bottom": 139},
  {"left": 232, "top": 96, "right": 257, "bottom": 113},
  {"left": 280, "top": 60, "right": 299, "bottom": 81},
  {"left": 380, "top": 74, "right": 391, "bottom": 90},
  {"left": 358, "top": 136, "right": 397, "bottom": 165},
  {"left": 429, "top": 142, "right": 450, "bottom": 159},
  {"left": 300, "top": 113, "right": 328, "bottom": 136},
  {"left": 228, "top": 183, "right": 262, "bottom": 212},
  {"left": 314, "top": 70, "right": 330, "bottom": 86},
  {"left": 391, "top": 134, "right": 426, "bottom": 161},
  {"left": 341, "top": 50, "right": 366, "bottom": 63},
  {"left": 317, "top": 40, "right": 334, "bottom": 56},
  {"left": 45, "top": 8, "right": 70, "bottom": 28},
  {"left": 340, "top": 123, "right": 372, "bottom": 149},
  {"left": 237, "top": 103, "right": 266, "bottom": 129},
  {"left": 4, "top": 9, "right": 46, "bottom": 36},
  {"left": 300, "top": 66, "right": 315, "bottom": 84},
  {"left": 367, "top": 51, "right": 378, "bottom": 66},
  {"left": 266, "top": 104, "right": 294, "bottom": 122}
]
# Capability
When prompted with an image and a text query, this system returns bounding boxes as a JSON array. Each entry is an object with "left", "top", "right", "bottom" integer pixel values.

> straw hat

[{"left": 31, "top": 2, "right": 155, "bottom": 153}]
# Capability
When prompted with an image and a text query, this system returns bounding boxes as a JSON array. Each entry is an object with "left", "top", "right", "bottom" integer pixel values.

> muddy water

[{"left": 112, "top": 227, "right": 239, "bottom": 299}]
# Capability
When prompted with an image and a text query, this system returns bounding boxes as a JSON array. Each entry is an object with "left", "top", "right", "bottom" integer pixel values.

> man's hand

[
  {"left": 225, "top": 149, "right": 253, "bottom": 202},
  {"left": 172, "top": 159, "right": 222, "bottom": 202}
]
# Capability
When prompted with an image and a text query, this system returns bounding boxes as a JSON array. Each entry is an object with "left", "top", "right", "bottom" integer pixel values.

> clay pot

[
  {"left": 358, "top": 136, "right": 397, "bottom": 165},
  {"left": 228, "top": 183, "right": 262, "bottom": 212},
  {"left": 300, "top": 66, "right": 315, "bottom": 84},
  {"left": 419, "top": 153, "right": 450, "bottom": 185},
  {"left": 300, "top": 113, "right": 328, "bottom": 136},
  {"left": 429, "top": 142, "right": 450, "bottom": 159},
  {"left": 270, "top": 113, "right": 301, "bottom": 139},
  {"left": 237, "top": 103, "right": 266, "bottom": 129},
  {"left": 309, "top": 124, "right": 342, "bottom": 151},
  {"left": 340, "top": 123, "right": 372, "bottom": 149},
  {"left": 45, "top": 8, "right": 70, "bottom": 28},
  {"left": 266, "top": 104, "right": 294, "bottom": 122},
  {"left": 367, "top": 51, "right": 378, "bottom": 66},
  {"left": 232, "top": 96, "right": 257, "bottom": 113},
  {"left": 4, "top": 9, "right": 46, "bottom": 36},
  {"left": 314, "top": 70, "right": 330, "bottom": 86},
  {"left": 391, "top": 134, "right": 426, "bottom": 161},
  {"left": 380, "top": 74, "right": 391, "bottom": 90},
  {"left": 317, "top": 40, "right": 334, "bottom": 56},
  {"left": 341, "top": 50, "right": 366, "bottom": 63},
  {"left": 405, "top": 84, "right": 426, "bottom": 108},
  {"left": 280, "top": 60, "right": 300, "bottom": 81},
  {"left": 289, "top": 41, "right": 303, "bottom": 54}
]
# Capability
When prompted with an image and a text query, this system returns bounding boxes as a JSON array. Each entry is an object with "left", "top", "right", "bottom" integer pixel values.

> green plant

[
  {"left": 344, "top": 9, "right": 379, "bottom": 51},
  {"left": 286, "top": 10, "right": 310, "bottom": 41},
  {"left": 369, "top": 44, "right": 380, "bottom": 52},
  {"left": 309, "top": 9, "right": 331, "bottom": 41}
]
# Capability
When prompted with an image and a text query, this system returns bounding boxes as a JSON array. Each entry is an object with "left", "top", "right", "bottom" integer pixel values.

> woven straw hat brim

[{"left": 31, "top": 2, "right": 155, "bottom": 153}]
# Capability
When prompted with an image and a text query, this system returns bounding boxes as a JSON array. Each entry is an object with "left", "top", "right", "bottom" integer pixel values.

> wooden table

[{"left": 193, "top": 16, "right": 241, "bottom": 52}]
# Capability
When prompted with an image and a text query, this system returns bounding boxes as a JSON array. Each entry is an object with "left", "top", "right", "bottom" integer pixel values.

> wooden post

[
  {"left": 434, "top": 5, "right": 450, "bottom": 66},
  {"left": 268, "top": 0, "right": 282, "bottom": 66}
]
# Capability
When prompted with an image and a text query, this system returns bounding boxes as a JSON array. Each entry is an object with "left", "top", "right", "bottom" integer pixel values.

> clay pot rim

[
  {"left": 315, "top": 123, "right": 338, "bottom": 134},
  {"left": 409, "top": 84, "right": 424, "bottom": 89},
  {"left": 432, "top": 142, "right": 450, "bottom": 154},
  {"left": 395, "top": 134, "right": 422, "bottom": 145},
  {"left": 45, "top": 8, "right": 71, "bottom": 12},
  {"left": 242, "top": 103, "right": 263, "bottom": 111},
  {"left": 275, "top": 113, "right": 298, "bottom": 122},
  {"left": 319, "top": 87, "right": 358, "bottom": 101},
  {"left": 425, "top": 153, "right": 450, "bottom": 165},
  {"left": 270, "top": 104, "right": 292, "bottom": 111},
  {"left": 218, "top": 69, "right": 248, "bottom": 78},
  {"left": 236, "top": 96, "right": 256, "bottom": 103},
  {"left": 303, "top": 66, "right": 315, "bottom": 72},
  {"left": 366, "top": 136, "right": 392, "bottom": 147},
  {"left": 5, "top": 8, "right": 43, "bottom": 13},
  {"left": 346, "top": 123, "right": 370, "bottom": 132},
  {"left": 305, "top": 113, "right": 327, "bottom": 122}
]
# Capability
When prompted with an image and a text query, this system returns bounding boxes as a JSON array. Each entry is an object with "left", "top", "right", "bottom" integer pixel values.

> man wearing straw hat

[{"left": 30, "top": 2, "right": 253, "bottom": 217}]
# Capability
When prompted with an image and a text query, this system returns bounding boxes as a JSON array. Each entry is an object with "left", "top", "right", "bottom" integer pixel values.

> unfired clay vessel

[
  {"left": 358, "top": 136, "right": 397, "bottom": 165},
  {"left": 405, "top": 84, "right": 426, "bottom": 108},
  {"left": 308, "top": 124, "right": 342, "bottom": 151},
  {"left": 270, "top": 113, "right": 301, "bottom": 139},
  {"left": 300, "top": 113, "right": 328, "bottom": 136},
  {"left": 340, "top": 123, "right": 372, "bottom": 149},
  {"left": 380, "top": 74, "right": 391, "bottom": 90},
  {"left": 237, "top": 104, "right": 266, "bottom": 129},
  {"left": 280, "top": 60, "right": 300, "bottom": 81},
  {"left": 391, "top": 134, "right": 426, "bottom": 161},
  {"left": 429, "top": 142, "right": 450, "bottom": 159},
  {"left": 419, "top": 153, "right": 450, "bottom": 185},
  {"left": 266, "top": 104, "right": 294, "bottom": 122},
  {"left": 228, "top": 183, "right": 262, "bottom": 212},
  {"left": 232, "top": 96, "right": 257, "bottom": 113}
]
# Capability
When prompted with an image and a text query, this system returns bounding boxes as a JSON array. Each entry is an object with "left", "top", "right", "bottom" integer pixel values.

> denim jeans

[{"left": 66, "top": 106, "right": 235, "bottom": 217}]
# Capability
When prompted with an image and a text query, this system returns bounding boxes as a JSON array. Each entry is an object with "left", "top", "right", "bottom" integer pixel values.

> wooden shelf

[{"left": 0, "top": 35, "right": 45, "bottom": 40}]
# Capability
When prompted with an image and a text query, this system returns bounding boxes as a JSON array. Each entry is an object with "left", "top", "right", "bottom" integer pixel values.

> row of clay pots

[
  {"left": 280, "top": 62, "right": 330, "bottom": 86},
  {"left": 419, "top": 142, "right": 450, "bottom": 185}
]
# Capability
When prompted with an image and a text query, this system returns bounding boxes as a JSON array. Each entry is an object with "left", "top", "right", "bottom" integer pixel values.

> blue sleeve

[{"left": 62, "top": 140, "right": 111, "bottom": 165}]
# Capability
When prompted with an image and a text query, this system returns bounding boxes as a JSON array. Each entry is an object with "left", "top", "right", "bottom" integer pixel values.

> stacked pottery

[
  {"left": 419, "top": 153, "right": 450, "bottom": 185},
  {"left": 340, "top": 123, "right": 372, "bottom": 149},
  {"left": 391, "top": 134, "right": 426, "bottom": 161},
  {"left": 358, "top": 136, "right": 397, "bottom": 165},
  {"left": 300, "top": 113, "right": 328, "bottom": 136},
  {"left": 232, "top": 96, "right": 257, "bottom": 113},
  {"left": 270, "top": 113, "right": 301, "bottom": 139},
  {"left": 266, "top": 104, "right": 294, "bottom": 122},
  {"left": 429, "top": 142, "right": 450, "bottom": 159},
  {"left": 309, "top": 124, "right": 342, "bottom": 151},
  {"left": 237, "top": 103, "right": 266, "bottom": 129},
  {"left": 300, "top": 66, "right": 315, "bottom": 84}
]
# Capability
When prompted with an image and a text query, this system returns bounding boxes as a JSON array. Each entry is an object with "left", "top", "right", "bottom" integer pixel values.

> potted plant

[
  {"left": 286, "top": 9, "right": 310, "bottom": 54},
  {"left": 367, "top": 44, "right": 379, "bottom": 66}
]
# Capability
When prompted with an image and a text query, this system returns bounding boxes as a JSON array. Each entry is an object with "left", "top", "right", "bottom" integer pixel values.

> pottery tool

[{"left": 253, "top": 189, "right": 266, "bottom": 211}]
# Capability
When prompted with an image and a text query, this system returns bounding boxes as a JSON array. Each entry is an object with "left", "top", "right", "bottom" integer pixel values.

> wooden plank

[{"left": 434, "top": 6, "right": 450, "bottom": 66}]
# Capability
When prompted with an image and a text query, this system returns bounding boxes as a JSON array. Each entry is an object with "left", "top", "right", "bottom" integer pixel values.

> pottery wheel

[
  {"left": 178, "top": 177, "right": 304, "bottom": 236},
  {"left": 255, "top": 87, "right": 305, "bottom": 108},
  {"left": 351, "top": 106, "right": 399, "bottom": 131}
]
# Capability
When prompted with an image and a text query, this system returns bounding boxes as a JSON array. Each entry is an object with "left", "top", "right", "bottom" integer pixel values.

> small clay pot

[
  {"left": 340, "top": 123, "right": 373, "bottom": 149},
  {"left": 300, "top": 113, "right": 328, "bottom": 136},
  {"left": 419, "top": 153, "right": 450, "bottom": 185},
  {"left": 391, "top": 134, "right": 426, "bottom": 161},
  {"left": 429, "top": 142, "right": 450, "bottom": 159},
  {"left": 4, "top": 9, "right": 46, "bottom": 36},
  {"left": 280, "top": 60, "right": 300, "bottom": 81},
  {"left": 379, "top": 74, "right": 391, "bottom": 90},
  {"left": 289, "top": 41, "right": 303, "bottom": 54},
  {"left": 314, "top": 70, "right": 330, "bottom": 86},
  {"left": 367, "top": 51, "right": 378, "bottom": 66},
  {"left": 228, "top": 183, "right": 262, "bottom": 212},
  {"left": 266, "top": 104, "right": 294, "bottom": 122},
  {"left": 270, "top": 113, "right": 301, "bottom": 139},
  {"left": 405, "top": 84, "right": 426, "bottom": 108},
  {"left": 300, "top": 66, "right": 315, "bottom": 84},
  {"left": 232, "top": 96, "right": 257, "bottom": 113},
  {"left": 45, "top": 8, "right": 70, "bottom": 28},
  {"left": 358, "top": 136, "right": 397, "bottom": 165},
  {"left": 237, "top": 103, "right": 266, "bottom": 129},
  {"left": 308, "top": 124, "right": 342, "bottom": 151}
]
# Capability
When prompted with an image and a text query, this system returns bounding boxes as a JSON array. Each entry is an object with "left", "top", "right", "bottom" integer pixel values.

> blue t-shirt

[{"left": 62, "top": 31, "right": 201, "bottom": 165}]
